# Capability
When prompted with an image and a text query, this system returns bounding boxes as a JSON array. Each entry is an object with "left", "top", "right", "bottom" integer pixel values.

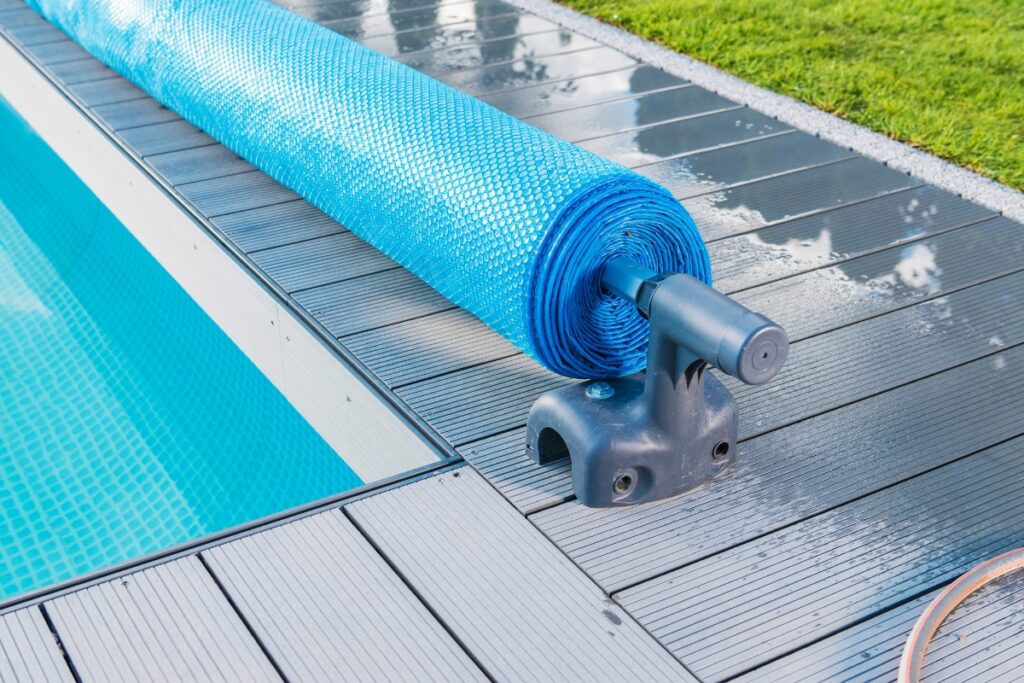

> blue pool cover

[{"left": 28, "top": 0, "right": 711, "bottom": 378}]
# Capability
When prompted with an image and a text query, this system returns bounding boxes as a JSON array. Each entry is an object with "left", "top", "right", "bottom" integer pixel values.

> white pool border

[
  {"left": 512, "top": 0, "right": 1024, "bottom": 223},
  {"left": 0, "top": 35, "right": 443, "bottom": 483}
]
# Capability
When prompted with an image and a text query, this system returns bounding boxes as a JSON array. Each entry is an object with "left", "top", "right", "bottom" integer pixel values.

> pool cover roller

[{"left": 26, "top": 0, "right": 711, "bottom": 379}]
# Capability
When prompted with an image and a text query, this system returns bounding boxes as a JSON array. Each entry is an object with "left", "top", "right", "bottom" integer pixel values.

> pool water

[{"left": 0, "top": 98, "right": 362, "bottom": 602}]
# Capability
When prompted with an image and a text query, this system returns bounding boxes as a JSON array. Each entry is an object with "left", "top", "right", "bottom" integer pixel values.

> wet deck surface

[{"left": 2, "top": 0, "right": 1024, "bottom": 680}]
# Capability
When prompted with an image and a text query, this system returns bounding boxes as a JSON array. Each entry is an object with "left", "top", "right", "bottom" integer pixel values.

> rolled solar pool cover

[{"left": 28, "top": 0, "right": 712, "bottom": 379}]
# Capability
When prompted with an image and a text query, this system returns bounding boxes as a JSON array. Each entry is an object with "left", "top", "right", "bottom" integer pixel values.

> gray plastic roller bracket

[{"left": 526, "top": 258, "right": 788, "bottom": 507}]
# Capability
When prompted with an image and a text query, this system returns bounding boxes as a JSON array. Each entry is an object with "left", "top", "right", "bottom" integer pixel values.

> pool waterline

[{"left": 0, "top": 97, "right": 364, "bottom": 602}]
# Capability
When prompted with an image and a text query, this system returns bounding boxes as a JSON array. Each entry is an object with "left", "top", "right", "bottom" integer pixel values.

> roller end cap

[{"left": 728, "top": 316, "right": 789, "bottom": 385}]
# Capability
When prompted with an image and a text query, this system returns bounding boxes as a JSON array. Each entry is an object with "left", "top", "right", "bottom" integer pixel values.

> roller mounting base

[
  {"left": 525, "top": 367, "right": 737, "bottom": 508},
  {"left": 524, "top": 267, "right": 785, "bottom": 508}
]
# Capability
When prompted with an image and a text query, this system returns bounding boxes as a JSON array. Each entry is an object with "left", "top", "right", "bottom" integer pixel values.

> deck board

[
  {"left": 618, "top": 435, "right": 1024, "bottom": 681},
  {"left": 341, "top": 307, "right": 519, "bottom": 388},
  {"left": 348, "top": 469, "right": 695, "bottom": 682},
  {"left": 708, "top": 182, "right": 991, "bottom": 291},
  {"left": 0, "top": 608, "right": 73, "bottom": 682},
  {"left": 396, "top": 26, "right": 598, "bottom": 72},
  {"left": 116, "top": 119, "right": 215, "bottom": 157},
  {"left": 45, "top": 558, "right": 281, "bottom": 682},
  {"left": 365, "top": 14, "right": 559, "bottom": 56},
  {"left": 145, "top": 144, "right": 255, "bottom": 186},
  {"left": 528, "top": 85, "right": 731, "bottom": 140},
  {"left": 204, "top": 511, "right": 485, "bottom": 682},
  {"left": 294, "top": 267, "right": 452, "bottom": 336},
  {"left": 249, "top": 231, "right": 397, "bottom": 293},
  {"left": 92, "top": 97, "right": 179, "bottom": 129},
  {"left": 484, "top": 64, "right": 686, "bottom": 118},
  {"left": 688, "top": 155, "right": 921, "bottom": 242},
  {"left": 579, "top": 106, "right": 790, "bottom": 165},
  {"left": 68, "top": 77, "right": 147, "bottom": 107},
  {"left": 44, "top": 57, "right": 116, "bottom": 85},
  {"left": 396, "top": 353, "right": 568, "bottom": 445},
  {"left": 211, "top": 200, "right": 344, "bottom": 253},
  {"left": 176, "top": 170, "right": 302, "bottom": 218},
  {"left": 4, "top": 1, "right": 1024, "bottom": 679},
  {"left": 734, "top": 216, "right": 1024, "bottom": 340},
  {"left": 323, "top": 1, "right": 522, "bottom": 41},
  {"left": 640, "top": 132, "right": 855, "bottom": 199}
]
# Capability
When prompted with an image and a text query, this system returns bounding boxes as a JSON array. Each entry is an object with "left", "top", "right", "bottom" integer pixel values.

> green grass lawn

[{"left": 560, "top": 0, "right": 1024, "bottom": 190}]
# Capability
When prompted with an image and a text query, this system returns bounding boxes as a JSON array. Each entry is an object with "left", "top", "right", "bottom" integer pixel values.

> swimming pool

[{"left": 0, "top": 97, "right": 364, "bottom": 603}]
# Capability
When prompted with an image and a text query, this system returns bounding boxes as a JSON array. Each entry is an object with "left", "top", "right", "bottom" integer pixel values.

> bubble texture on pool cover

[{"left": 27, "top": 0, "right": 711, "bottom": 378}]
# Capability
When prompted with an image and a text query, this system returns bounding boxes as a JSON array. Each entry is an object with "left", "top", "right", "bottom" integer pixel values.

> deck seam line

[
  {"left": 244, "top": 228, "right": 350, "bottom": 256},
  {"left": 194, "top": 555, "right": 290, "bottom": 683},
  {"left": 340, "top": 500, "right": 498, "bottom": 683},
  {"left": 452, "top": 43, "right": 611, "bottom": 82},
  {"left": 390, "top": 350, "right": 525, "bottom": 390},
  {"left": 321, "top": 0, "right": 513, "bottom": 24},
  {"left": 674, "top": 153, "right": 859, "bottom": 201},
  {"left": 37, "top": 605, "right": 82, "bottom": 683},
  {"left": 630, "top": 128, "right": 801, "bottom": 172},
  {"left": 339, "top": 9, "right": 524, "bottom": 41},
  {"left": 394, "top": 25, "right": 564, "bottom": 58},
  {"left": 19, "top": 50, "right": 84, "bottom": 66},
  {"left": 140, "top": 138, "right": 221, "bottom": 157},
  {"left": 404, "top": 41, "right": 609, "bottom": 76},
  {"left": 518, "top": 81, "right": 693, "bottom": 119},
  {"left": 285, "top": 264, "right": 404, "bottom": 296},
  {"left": 184, "top": 192, "right": 305, "bottom": 222},
  {"left": 312, "top": 0, "right": 513, "bottom": 24},
  {"left": 704, "top": 178, "right": 924, "bottom": 249},
  {"left": 336, "top": 304, "right": 462, "bottom": 339},
  {"left": 568, "top": 102, "right": 740, "bottom": 143},
  {"left": 620, "top": 127, "right": 796, "bottom": 169},
  {"left": 471, "top": 60, "right": 639, "bottom": 97},
  {"left": 107, "top": 113, "right": 186, "bottom": 133},
  {"left": 152, "top": 163, "right": 256, "bottom": 189},
  {"left": 720, "top": 209, "right": 997, "bottom": 296},
  {"left": 41, "top": 71, "right": 117, "bottom": 87}
]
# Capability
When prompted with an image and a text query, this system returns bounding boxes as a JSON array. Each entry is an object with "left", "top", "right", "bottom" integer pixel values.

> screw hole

[
  {"left": 613, "top": 474, "right": 633, "bottom": 494},
  {"left": 713, "top": 441, "right": 730, "bottom": 460},
  {"left": 761, "top": 351, "right": 769, "bottom": 359}
]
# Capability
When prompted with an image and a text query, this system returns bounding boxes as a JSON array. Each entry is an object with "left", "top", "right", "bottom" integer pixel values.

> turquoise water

[{"left": 0, "top": 98, "right": 362, "bottom": 602}]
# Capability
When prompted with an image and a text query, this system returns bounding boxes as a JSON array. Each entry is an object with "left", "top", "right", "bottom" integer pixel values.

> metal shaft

[{"left": 601, "top": 257, "right": 789, "bottom": 385}]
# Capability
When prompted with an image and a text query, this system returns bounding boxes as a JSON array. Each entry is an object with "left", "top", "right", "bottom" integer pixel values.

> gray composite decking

[{"left": 2, "top": 0, "right": 1024, "bottom": 680}]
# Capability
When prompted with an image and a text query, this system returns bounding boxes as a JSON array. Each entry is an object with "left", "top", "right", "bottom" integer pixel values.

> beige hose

[{"left": 898, "top": 548, "right": 1024, "bottom": 682}]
